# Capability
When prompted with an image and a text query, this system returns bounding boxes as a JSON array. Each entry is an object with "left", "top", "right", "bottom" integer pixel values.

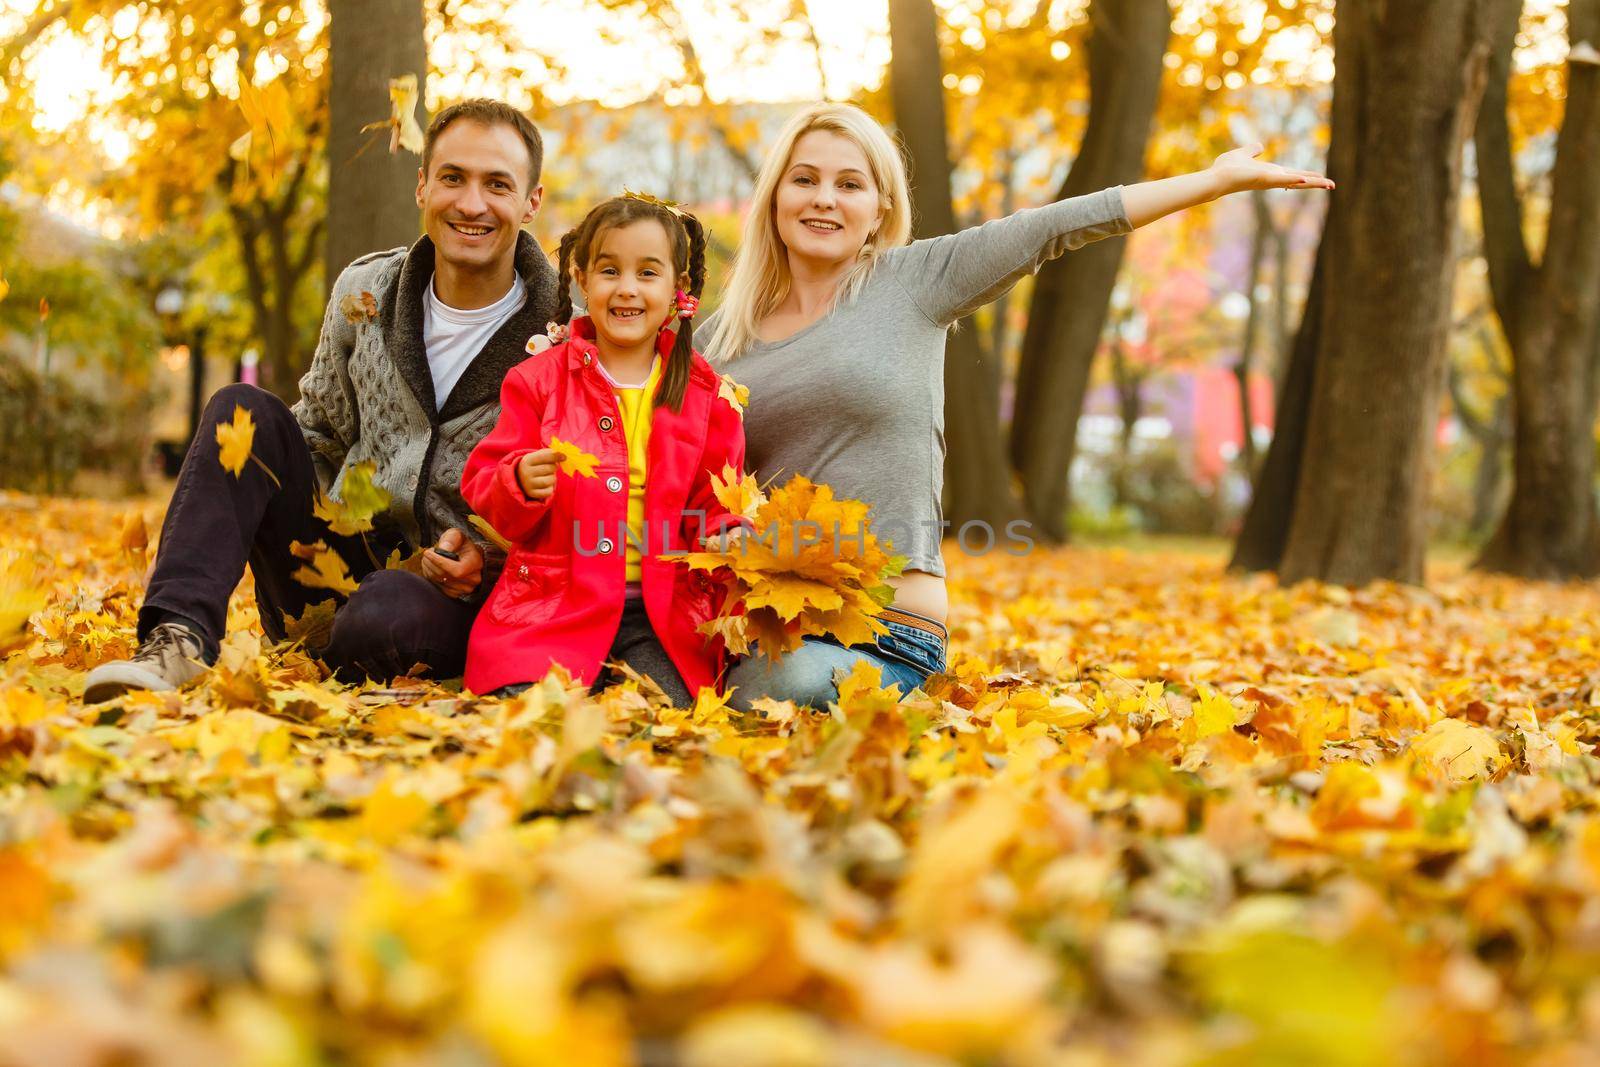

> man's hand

[
  {"left": 517, "top": 448, "right": 559, "bottom": 501},
  {"left": 421, "top": 527, "right": 483, "bottom": 599}
]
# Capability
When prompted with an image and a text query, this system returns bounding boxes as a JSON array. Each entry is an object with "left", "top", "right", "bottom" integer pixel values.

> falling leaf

[
  {"left": 360, "top": 73, "right": 425, "bottom": 156},
  {"left": 118, "top": 512, "right": 148, "bottom": 557},
  {"left": 215, "top": 404, "right": 256, "bottom": 477},
  {"left": 0, "top": 551, "right": 45, "bottom": 655},
  {"left": 38, "top": 297, "right": 49, "bottom": 322},
  {"left": 388, "top": 74, "right": 425, "bottom": 154},
  {"left": 289, "top": 540, "right": 360, "bottom": 597},
  {"left": 314, "top": 461, "right": 390, "bottom": 536},
  {"left": 549, "top": 436, "right": 600, "bottom": 479}
]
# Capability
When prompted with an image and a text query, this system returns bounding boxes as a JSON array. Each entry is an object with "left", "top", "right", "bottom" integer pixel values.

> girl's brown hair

[{"left": 552, "top": 195, "right": 708, "bottom": 411}]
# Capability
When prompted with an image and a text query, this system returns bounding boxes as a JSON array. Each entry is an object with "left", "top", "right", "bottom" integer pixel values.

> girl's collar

[{"left": 566, "top": 314, "right": 679, "bottom": 364}]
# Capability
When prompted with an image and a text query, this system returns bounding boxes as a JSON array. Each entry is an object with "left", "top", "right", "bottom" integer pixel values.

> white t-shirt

[{"left": 422, "top": 272, "right": 526, "bottom": 408}]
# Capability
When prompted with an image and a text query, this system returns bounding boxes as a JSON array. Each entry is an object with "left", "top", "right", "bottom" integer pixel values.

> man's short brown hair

[{"left": 422, "top": 100, "right": 544, "bottom": 190}]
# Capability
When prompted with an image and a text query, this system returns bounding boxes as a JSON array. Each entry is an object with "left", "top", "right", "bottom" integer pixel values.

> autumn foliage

[{"left": 5, "top": 490, "right": 1600, "bottom": 1064}]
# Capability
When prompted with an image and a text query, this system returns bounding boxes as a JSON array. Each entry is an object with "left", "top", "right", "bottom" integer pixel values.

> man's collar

[{"left": 379, "top": 230, "right": 561, "bottom": 423}]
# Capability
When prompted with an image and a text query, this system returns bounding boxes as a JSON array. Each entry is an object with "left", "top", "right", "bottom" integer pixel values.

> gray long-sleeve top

[{"left": 705, "top": 186, "right": 1132, "bottom": 576}]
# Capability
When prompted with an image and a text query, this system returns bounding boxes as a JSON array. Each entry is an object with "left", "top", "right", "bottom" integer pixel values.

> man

[{"left": 84, "top": 99, "right": 560, "bottom": 702}]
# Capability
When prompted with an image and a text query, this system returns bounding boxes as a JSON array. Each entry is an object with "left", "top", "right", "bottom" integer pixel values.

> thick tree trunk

[
  {"left": 327, "top": 0, "right": 426, "bottom": 288},
  {"left": 1475, "top": 0, "right": 1600, "bottom": 578},
  {"left": 887, "top": 0, "right": 1020, "bottom": 529},
  {"left": 1272, "top": 0, "right": 1495, "bottom": 586},
  {"left": 1008, "top": 0, "right": 1169, "bottom": 541}
]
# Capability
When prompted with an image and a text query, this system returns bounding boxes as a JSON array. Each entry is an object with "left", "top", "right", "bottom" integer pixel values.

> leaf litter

[{"left": 4, "top": 491, "right": 1600, "bottom": 1064}]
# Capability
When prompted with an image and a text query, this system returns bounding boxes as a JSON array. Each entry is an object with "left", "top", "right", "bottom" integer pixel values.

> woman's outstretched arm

[
  {"left": 1122, "top": 143, "right": 1334, "bottom": 229},
  {"left": 890, "top": 143, "right": 1331, "bottom": 328}
]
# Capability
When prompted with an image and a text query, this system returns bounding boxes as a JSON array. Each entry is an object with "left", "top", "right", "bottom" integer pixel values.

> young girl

[{"left": 461, "top": 194, "right": 746, "bottom": 702}]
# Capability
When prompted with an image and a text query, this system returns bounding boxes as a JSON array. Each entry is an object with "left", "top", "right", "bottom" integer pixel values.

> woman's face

[{"left": 773, "top": 130, "right": 885, "bottom": 269}]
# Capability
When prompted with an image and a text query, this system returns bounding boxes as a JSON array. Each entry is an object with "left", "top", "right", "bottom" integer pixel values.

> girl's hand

[
  {"left": 517, "top": 448, "right": 559, "bottom": 501},
  {"left": 1209, "top": 142, "right": 1335, "bottom": 197},
  {"left": 700, "top": 525, "right": 747, "bottom": 552}
]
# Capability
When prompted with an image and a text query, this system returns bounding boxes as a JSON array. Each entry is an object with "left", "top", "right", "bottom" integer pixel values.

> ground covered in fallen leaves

[{"left": 6, "top": 491, "right": 1600, "bottom": 1066}]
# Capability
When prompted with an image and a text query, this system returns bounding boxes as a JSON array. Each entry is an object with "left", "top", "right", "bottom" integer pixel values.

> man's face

[{"left": 415, "top": 119, "right": 543, "bottom": 274}]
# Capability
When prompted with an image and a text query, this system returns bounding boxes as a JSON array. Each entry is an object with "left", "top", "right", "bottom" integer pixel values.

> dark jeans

[
  {"left": 140, "top": 383, "right": 475, "bottom": 681},
  {"left": 495, "top": 597, "right": 691, "bottom": 705}
]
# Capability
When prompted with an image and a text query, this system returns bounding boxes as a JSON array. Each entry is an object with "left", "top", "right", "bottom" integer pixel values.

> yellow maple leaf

[
  {"left": 289, "top": 540, "right": 360, "bottom": 597},
  {"left": 1410, "top": 717, "right": 1502, "bottom": 783},
  {"left": 709, "top": 464, "right": 767, "bottom": 519},
  {"left": 549, "top": 436, "right": 600, "bottom": 478},
  {"left": 314, "top": 461, "right": 390, "bottom": 536},
  {"left": 215, "top": 404, "right": 256, "bottom": 477},
  {"left": 1183, "top": 684, "right": 1240, "bottom": 742},
  {"left": 717, "top": 373, "right": 749, "bottom": 417},
  {"left": 743, "top": 579, "right": 844, "bottom": 622},
  {"left": 0, "top": 551, "right": 45, "bottom": 655}
]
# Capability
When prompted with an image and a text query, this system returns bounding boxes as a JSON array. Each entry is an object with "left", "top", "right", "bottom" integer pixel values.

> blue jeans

[{"left": 727, "top": 610, "right": 947, "bottom": 709}]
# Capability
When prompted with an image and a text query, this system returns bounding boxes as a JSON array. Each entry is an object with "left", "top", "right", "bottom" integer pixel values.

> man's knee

[
  {"left": 324, "top": 570, "right": 469, "bottom": 679},
  {"left": 334, "top": 570, "right": 450, "bottom": 645},
  {"left": 204, "top": 382, "right": 294, "bottom": 427}
]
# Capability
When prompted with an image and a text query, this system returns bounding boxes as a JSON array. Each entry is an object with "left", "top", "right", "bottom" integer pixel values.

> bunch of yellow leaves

[{"left": 672, "top": 468, "right": 904, "bottom": 660}]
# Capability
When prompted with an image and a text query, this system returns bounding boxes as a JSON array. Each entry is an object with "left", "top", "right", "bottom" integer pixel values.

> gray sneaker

[{"left": 83, "top": 622, "right": 211, "bottom": 703}]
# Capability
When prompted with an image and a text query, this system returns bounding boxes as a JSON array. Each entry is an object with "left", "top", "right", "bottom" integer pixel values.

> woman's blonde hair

[{"left": 704, "top": 102, "right": 912, "bottom": 363}]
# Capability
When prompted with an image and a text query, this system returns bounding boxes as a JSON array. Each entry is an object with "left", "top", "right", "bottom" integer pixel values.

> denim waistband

[{"left": 877, "top": 607, "right": 948, "bottom": 641}]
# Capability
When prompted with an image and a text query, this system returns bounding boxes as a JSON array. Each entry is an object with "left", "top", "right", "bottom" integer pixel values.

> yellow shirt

[{"left": 608, "top": 358, "right": 661, "bottom": 584}]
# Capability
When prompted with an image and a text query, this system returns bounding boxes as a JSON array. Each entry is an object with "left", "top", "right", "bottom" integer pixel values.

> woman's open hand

[{"left": 1209, "top": 142, "right": 1335, "bottom": 196}]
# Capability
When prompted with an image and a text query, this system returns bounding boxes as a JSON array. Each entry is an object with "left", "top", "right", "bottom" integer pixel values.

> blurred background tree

[{"left": 0, "top": 0, "right": 1589, "bottom": 586}]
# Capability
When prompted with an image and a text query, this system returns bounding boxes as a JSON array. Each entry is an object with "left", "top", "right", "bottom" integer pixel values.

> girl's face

[
  {"left": 773, "top": 130, "right": 885, "bottom": 269},
  {"left": 575, "top": 218, "right": 684, "bottom": 353}
]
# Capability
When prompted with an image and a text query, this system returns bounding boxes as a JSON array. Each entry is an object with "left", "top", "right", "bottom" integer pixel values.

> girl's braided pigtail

[{"left": 658, "top": 209, "right": 707, "bottom": 412}]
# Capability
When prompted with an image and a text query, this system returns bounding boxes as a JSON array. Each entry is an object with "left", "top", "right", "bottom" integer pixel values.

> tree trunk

[
  {"left": 327, "top": 0, "right": 426, "bottom": 288},
  {"left": 887, "top": 0, "right": 1020, "bottom": 530},
  {"left": 1445, "top": 330, "right": 1512, "bottom": 535},
  {"left": 1008, "top": 0, "right": 1170, "bottom": 541},
  {"left": 1475, "top": 0, "right": 1600, "bottom": 578},
  {"left": 1270, "top": 0, "right": 1495, "bottom": 586},
  {"left": 1235, "top": 189, "right": 1272, "bottom": 480},
  {"left": 1269, "top": 201, "right": 1296, "bottom": 388},
  {"left": 1230, "top": 237, "right": 1327, "bottom": 572},
  {"left": 1108, "top": 336, "right": 1144, "bottom": 508}
]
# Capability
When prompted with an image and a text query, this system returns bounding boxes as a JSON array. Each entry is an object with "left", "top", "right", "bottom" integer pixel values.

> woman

[{"left": 704, "top": 103, "right": 1332, "bottom": 707}]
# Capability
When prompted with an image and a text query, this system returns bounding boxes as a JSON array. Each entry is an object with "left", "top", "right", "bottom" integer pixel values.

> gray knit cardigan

[{"left": 291, "top": 230, "right": 560, "bottom": 592}]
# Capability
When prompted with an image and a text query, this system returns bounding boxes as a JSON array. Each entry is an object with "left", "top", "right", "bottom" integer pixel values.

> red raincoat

[{"left": 461, "top": 317, "right": 746, "bottom": 696}]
